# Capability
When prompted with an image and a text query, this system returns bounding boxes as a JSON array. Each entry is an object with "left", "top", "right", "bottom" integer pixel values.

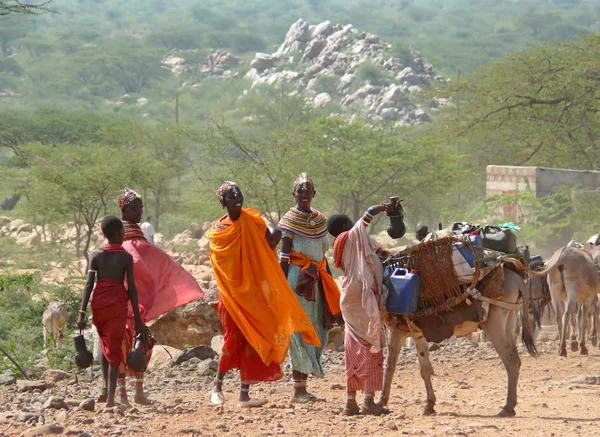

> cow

[
  {"left": 379, "top": 265, "right": 538, "bottom": 417},
  {"left": 528, "top": 247, "right": 598, "bottom": 356},
  {"left": 42, "top": 302, "right": 69, "bottom": 348}
]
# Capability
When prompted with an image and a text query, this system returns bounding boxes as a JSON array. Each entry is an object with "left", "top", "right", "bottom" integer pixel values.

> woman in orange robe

[{"left": 209, "top": 181, "right": 320, "bottom": 408}]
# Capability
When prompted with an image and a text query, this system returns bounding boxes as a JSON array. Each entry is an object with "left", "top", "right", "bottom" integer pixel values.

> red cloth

[
  {"left": 117, "top": 223, "right": 203, "bottom": 374},
  {"left": 122, "top": 223, "right": 204, "bottom": 327},
  {"left": 91, "top": 279, "right": 129, "bottom": 367},
  {"left": 118, "top": 328, "right": 154, "bottom": 376},
  {"left": 344, "top": 331, "right": 383, "bottom": 393},
  {"left": 218, "top": 298, "right": 283, "bottom": 384}
]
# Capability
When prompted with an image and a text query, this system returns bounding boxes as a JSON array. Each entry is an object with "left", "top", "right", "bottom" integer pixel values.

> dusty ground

[{"left": 3, "top": 337, "right": 600, "bottom": 437}]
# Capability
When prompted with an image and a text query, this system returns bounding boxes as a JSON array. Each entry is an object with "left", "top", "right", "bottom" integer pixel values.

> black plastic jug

[
  {"left": 386, "top": 197, "right": 406, "bottom": 239},
  {"left": 480, "top": 225, "right": 517, "bottom": 254}
]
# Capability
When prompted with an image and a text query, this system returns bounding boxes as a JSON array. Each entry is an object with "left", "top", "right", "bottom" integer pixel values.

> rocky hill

[
  {"left": 243, "top": 19, "right": 448, "bottom": 125},
  {"left": 160, "top": 19, "right": 447, "bottom": 125}
]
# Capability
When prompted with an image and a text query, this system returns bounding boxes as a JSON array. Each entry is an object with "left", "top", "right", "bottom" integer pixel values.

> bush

[
  {"left": 0, "top": 274, "right": 80, "bottom": 377},
  {"left": 355, "top": 61, "right": 386, "bottom": 86},
  {"left": 314, "top": 75, "right": 339, "bottom": 95},
  {"left": 391, "top": 40, "right": 413, "bottom": 67}
]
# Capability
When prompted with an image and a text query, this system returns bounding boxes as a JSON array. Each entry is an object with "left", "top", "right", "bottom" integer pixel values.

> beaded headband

[
  {"left": 293, "top": 172, "right": 315, "bottom": 194},
  {"left": 118, "top": 187, "right": 142, "bottom": 210},
  {"left": 216, "top": 181, "right": 239, "bottom": 204}
]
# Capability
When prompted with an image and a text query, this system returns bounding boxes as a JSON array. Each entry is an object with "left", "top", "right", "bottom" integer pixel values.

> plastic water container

[
  {"left": 454, "top": 234, "right": 483, "bottom": 268},
  {"left": 386, "top": 268, "right": 421, "bottom": 315}
]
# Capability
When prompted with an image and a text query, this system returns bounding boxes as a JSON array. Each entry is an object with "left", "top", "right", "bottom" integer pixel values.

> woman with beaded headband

[
  {"left": 105, "top": 188, "right": 204, "bottom": 406},
  {"left": 209, "top": 181, "right": 320, "bottom": 407},
  {"left": 279, "top": 173, "right": 342, "bottom": 403}
]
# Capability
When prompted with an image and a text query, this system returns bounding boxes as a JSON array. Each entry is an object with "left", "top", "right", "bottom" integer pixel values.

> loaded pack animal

[
  {"left": 380, "top": 236, "right": 538, "bottom": 418},
  {"left": 528, "top": 246, "right": 599, "bottom": 356},
  {"left": 42, "top": 301, "right": 69, "bottom": 348}
]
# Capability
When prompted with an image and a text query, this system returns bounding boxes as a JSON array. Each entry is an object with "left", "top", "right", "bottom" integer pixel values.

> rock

[
  {"left": 55, "top": 410, "right": 68, "bottom": 423},
  {"left": 197, "top": 359, "right": 219, "bottom": 376},
  {"left": 78, "top": 433, "right": 92, "bottom": 437},
  {"left": 172, "top": 345, "right": 218, "bottom": 365},
  {"left": 16, "top": 412, "right": 40, "bottom": 422},
  {"left": 211, "top": 335, "right": 225, "bottom": 356},
  {"left": 313, "top": 93, "right": 332, "bottom": 108},
  {"left": 303, "top": 39, "right": 326, "bottom": 61},
  {"left": 188, "top": 223, "right": 205, "bottom": 239},
  {"left": 17, "top": 380, "right": 48, "bottom": 392},
  {"left": 43, "top": 369, "right": 71, "bottom": 383},
  {"left": 148, "top": 298, "right": 221, "bottom": 349},
  {"left": 147, "top": 345, "right": 181, "bottom": 371},
  {"left": 8, "top": 218, "right": 24, "bottom": 233},
  {"left": 276, "top": 19, "right": 311, "bottom": 56},
  {"left": 79, "top": 398, "right": 95, "bottom": 412},
  {"left": 429, "top": 343, "right": 441, "bottom": 352},
  {"left": 414, "top": 108, "right": 431, "bottom": 123},
  {"left": 215, "top": 422, "right": 228, "bottom": 431},
  {"left": 43, "top": 396, "right": 69, "bottom": 410},
  {"left": 330, "top": 383, "right": 344, "bottom": 390},
  {"left": 251, "top": 53, "right": 276, "bottom": 73},
  {"left": 17, "top": 223, "right": 35, "bottom": 234},
  {"left": 564, "top": 375, "right": 600, "bottom": 385},
  {"left": 0, "top": 372, "right": 15, "bottom": 385},
  {"left": 311, "top": 20, "right": 333, "bottom": 39},
  {"left": 21, "top": 424, "right": 64, "bottom": 436},
  {"left": 395, "top": 67, "right": 426, "bottom": 86},
  {"left": 380, "top": 107, "right": 399, "bottom": 121},
  {"left": 326, "top": 326, "right": 344, "bottom": 351}
]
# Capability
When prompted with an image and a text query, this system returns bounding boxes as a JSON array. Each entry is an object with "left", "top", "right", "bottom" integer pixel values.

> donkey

[
  {"left": 42, "top": 301, "right": 69, "bottom": 348},
  {"left": 380, "top": 265, "right": 538, "bottom": 417},
  {"left": 528, "top": 247, "right": 598, "bottom": 356}
]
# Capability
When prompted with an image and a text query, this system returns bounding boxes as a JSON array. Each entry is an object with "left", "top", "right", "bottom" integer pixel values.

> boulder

[
  {"left": 189, "top": 223, "right": 205, "bottom": 239},
  {"left": 21, "top": 424, "right": 64, "bottom": 437},
  {"left": 211, "top": 335, "right": 225, "bottom": 356},
  {"left": 0, "top": 216, "right": 12, "bottom": 227},
  {"left": 313, "top": 93, "right": 332, "bottom": 108},
  {"left": 147, "top": 345, "right": 181, "bottom": 371},
  {"left": 42, "top": 396, "right": 69, "bottom": 410},
  {"left": 311, "top": 20, "right": 333, "bottom": 39},
  {"left": 79, "top": 398, "right": 95, "bottom": 412},
  {"left": 172, "top": 345, "right": 218, "bottom": 366},
  {"left": 43, "top": 369, "right": 71, "bottom": 383},
  {"left": 276, "top": 19, "right": 311, "bottom": 56},
  {"left": 17, "top": 380, "right": 48, "bottom": 392},
  {"left": 395, "top": 67, "right": 424, "bottom": 86},
  {"left": 302, "top": 39, "right": 326, "bottom": 61},
  {"left": 8, "top": 218, "right": 24, "bottom": 233},
  {"left": 326, "top": 326, "right": 345, "bottom": 351},
  {"left": 0, "top": 372, "right": 15, "bottom": 385},
  {"left": 251, "top": 53, "right": 276, "bottom": 73},
  {"left": 148, "top": 297, "right": 221, "bottom": 349},
  {"left": 197, "top": 359, "right": 219, "bottom": 376}
]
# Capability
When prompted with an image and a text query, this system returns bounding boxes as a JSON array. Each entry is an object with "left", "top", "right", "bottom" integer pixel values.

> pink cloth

[
  {"left": 344, "top": 331, "right": 383, "bottom": 393},
  {"left": 338, "top": 220, "right": 384, "bottom": 352},
  {"left": 123, "top": 239, "right": 204, "bottom": 327}
]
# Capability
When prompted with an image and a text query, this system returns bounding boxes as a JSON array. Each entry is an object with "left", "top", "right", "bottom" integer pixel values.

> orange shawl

[{"left": 209, "top": 208, "right": 321, "bottom": 365}]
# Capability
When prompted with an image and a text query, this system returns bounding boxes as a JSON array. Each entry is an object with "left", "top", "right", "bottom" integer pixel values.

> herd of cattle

[{"left": 38, "top": 235, "right": 600, "bottom": 418}]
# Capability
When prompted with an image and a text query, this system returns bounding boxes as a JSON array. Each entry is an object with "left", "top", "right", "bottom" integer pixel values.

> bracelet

[
  {"left": 279, "top": 252, "right": 291, "bottom": 263},
  {"left": 79, "top": 310, "right": 86, "bottom": 314}
]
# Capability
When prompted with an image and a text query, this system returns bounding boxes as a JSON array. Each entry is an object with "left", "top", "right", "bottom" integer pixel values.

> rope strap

[{"left": 466, "top": 287, "right": 522, "bottom": 311}]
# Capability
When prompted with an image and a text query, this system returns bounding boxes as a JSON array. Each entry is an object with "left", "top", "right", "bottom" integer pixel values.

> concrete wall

[{"left": 486, "top": 165, "right": 600, "bottom": 198}]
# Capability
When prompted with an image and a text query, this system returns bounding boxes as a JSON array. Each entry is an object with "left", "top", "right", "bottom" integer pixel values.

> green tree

[
  {"left": 436, "top": 34, "right": 600, "bottom": 171},
  {"left": 0, "top": 1, "right": 50, "bottom": 16}
]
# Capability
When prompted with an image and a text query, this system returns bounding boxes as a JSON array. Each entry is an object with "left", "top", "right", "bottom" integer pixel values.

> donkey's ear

[{"left": 438, "top": 223, "right": 443, "bottom": 230}]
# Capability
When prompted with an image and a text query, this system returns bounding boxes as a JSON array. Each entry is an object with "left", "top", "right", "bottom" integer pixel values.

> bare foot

[
  {"left": 291, "top": 391, "right": 321, "bottom": 403},
  {"left": 119, "top": 396, "right": 132, "bottom": 408},
  {"left": 361, "top": 399, "right": 390, "bottom": 416},
  {"left": 343, "top": 401, "right": 360, "bottom": 416},
  {"left": 97, "top": 390, "right": 108, "bottom": 403},
  {"left": 134, "top": 393, "right": 154, "bottom": 405}
]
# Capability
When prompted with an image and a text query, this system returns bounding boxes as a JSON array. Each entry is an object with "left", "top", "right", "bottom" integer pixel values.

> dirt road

[{"left": 3, "top": 339, "right": 600, "bottom": 437}]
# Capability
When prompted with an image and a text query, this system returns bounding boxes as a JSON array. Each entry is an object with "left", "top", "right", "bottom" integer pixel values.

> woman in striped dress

[{"left": 279, "top": 173, "right": 342, "bottom": 403}]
